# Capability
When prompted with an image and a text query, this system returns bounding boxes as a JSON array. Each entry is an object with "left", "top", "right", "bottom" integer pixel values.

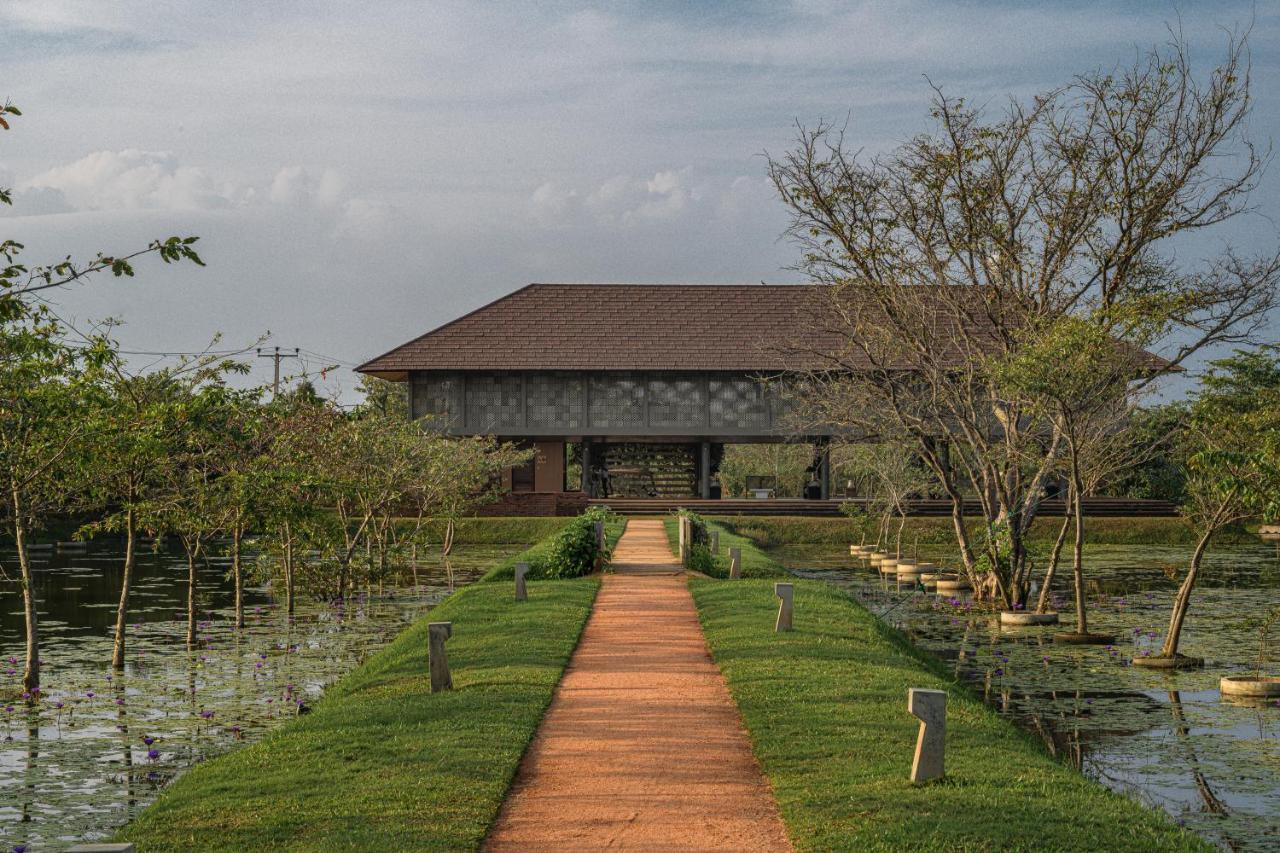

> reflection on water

[
  {"left": 0, "top": 542, "right": 514, "bottom": 852},
  {"left": 782, "top": 541, "right": 1280, "bottom": 852}
]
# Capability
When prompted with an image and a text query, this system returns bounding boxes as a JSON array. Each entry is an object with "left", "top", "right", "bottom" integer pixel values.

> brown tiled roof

[
  {"left": 356, "top": 283, "right": 1171, "bottom": 376},
  {"left": 357, "top": 284, "right": 842, "bottom": 374}
]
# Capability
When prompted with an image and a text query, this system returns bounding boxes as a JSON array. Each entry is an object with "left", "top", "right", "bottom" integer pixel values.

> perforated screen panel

[
  {"left": 465, "top": 374, "right": 523, "bottom": 431},
  {"left": 648, "top": 376, "right": 706, "bottom": 429},
  {"left": 527, "top": 373, "right": 585, "bottom": 429},
  {"left": 412, "top": 374, "right": 462, "bottom": 431},
  {"left": 589, "top": 373, "right": 645, "bottom": 429},
  {"left": 709, "top": 377, "right": 771, "bottom": 431},
  {"left": 410, "top": 370, "right": 794, "bottom": 436}
]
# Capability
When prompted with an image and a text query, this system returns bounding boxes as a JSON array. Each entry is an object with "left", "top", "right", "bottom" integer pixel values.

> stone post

[
  {"left": 428, "top": 621, "right": 453, "bottom": 693},
  {"left": 514, "top": 562, "right": 529, "bottom": 601},
  {"left": 908, "top": 688, "right": 946, "bottom": 783},
  {"left": 68, "top": 845, "right": 135, "bottom": 853},
  {"left": 774, "top": 582, "right": 793, "bottom": 632},
  {"left": 710, "top": 529, "right": 719, "bottom": 554},
  {"left": 594, "top": 520, "right": 605, "bottom": 550},
  {"left": 728, "top": 547, "right": 741, "bottom": 579},
  {"left": 678, "top": 516, "right": 690, "bottom": 565}
]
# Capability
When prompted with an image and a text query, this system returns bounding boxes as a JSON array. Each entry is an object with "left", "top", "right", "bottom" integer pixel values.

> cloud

[
  {"left": 268, "top": 166, "right": 345, "bottom": 208},
  {"left": 21, "top": 149, "right": 243, "bottom": 211}
]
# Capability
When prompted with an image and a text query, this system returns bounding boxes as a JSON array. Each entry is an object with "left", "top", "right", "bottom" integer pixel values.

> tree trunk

[
  {"left": 185, "top": 541, "right": 198, "bottom": 649},
  {"left": 1037, "top": 489, "right": 1074, "bottom": 614},
  {"left": 232, "top": 520, "right": 245, "bottom": 629},
  {"left": 1069, "top": 454, "right": 1089, "bottom": 635},
  {"left": 1160, "top": 526, "right": 1215, "bottom": 658},
  {"left": 112, "top": 506, "right": 136, "bottom": 670},
  {"left": 282, "top": 522, "right": 295, "bottom": 616},
  {"left": 12, "top": 489, "right": 40, "bottom": 694}
]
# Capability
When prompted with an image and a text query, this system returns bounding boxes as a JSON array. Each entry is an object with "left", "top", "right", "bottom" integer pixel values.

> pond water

[
  {"left": 0, "top": 542, "right": 516, "bottom": 852},
  {"left": 776, "top": 541, "right": 1280, "bottom": 852}
]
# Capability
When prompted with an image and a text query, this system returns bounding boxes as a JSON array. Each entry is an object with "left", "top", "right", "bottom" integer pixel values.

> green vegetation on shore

[
  {"left": 711, "top": 515, "right": 1248, "bottom": 550},
  {"left": 690, "top": 578, "right": 1208, "bottom": 851},
  {"left": 119, "top": 578, "right": 599, "bottom": 851}
]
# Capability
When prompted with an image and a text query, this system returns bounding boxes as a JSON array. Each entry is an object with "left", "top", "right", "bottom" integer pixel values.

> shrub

[
  {"left": 539, "top": 506, "right": 617, "bottom": 579},
  {"left": 686, "top": 542, "right": 716, "bottom": 574}
]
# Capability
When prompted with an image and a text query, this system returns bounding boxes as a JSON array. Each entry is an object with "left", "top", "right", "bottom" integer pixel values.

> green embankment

[
  {"left": 480, "top": 515, "right": 627, "bottom": 583},
  {"left": 690, "top": 578, "right": 1208, "bottom": 852},
  {"left": 661, "top": 516, "right": 787, "bottom": 578},
  {"left": 119, "top": 578, "right": 599, "bottom": 851},
  {"left": 711, "top": 514, "right": 1244, "bottom": 549}
]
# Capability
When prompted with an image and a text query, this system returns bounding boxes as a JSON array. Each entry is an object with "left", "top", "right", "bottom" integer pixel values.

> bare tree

[{"left": 770, "top": 31, "right": 1278, "bottom": 609}]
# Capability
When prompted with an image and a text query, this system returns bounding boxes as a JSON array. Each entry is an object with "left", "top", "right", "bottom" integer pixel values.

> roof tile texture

[{"left": 358, "top": 284, "right": 836, "bottom": 372}]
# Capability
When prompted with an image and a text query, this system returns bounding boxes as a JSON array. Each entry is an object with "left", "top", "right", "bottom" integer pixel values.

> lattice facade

[{"left": 410, "top": 370, "right": 795, "bottom": 438}]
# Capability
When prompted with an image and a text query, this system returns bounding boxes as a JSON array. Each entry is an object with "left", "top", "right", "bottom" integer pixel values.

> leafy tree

[
  {"left": 716, "top": 444, "right": 812, "bottom": 498},
  {"left": 151, "top": 382, "right": 239, "bottom": 647},
  {"left": 1152, "top": 348, "right": 1280, "bottom": 662},
  {"left": 0, "top": 306, "right": 105, "bottom": 691},
  {"left": 82, "top": 353, "right": 245, "bottom": 667},
  {"left": 0, "top": 99, "right": 206, "bottom": 678},
  {"left": 357, "top": 374, "right": 410, "bottom": 420}
]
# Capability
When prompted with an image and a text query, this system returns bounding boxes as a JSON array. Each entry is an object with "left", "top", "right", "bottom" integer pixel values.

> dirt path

[{"left": 483, "top": 519, "right": 791, "bottom": 851}]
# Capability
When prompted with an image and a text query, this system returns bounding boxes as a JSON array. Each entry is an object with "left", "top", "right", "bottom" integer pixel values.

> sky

[{"left": 1, "top": 1, "right": 1277, "bottom": 400}]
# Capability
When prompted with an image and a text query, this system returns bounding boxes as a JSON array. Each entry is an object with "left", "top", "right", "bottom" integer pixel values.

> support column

[
  {"left": 699, "top": 440, "right": 711, "bottom": 499},
  {"left": 533, "top": 440, "right": 566, "bottom": 493},
  {"left": 581, "top": 441, "right": 592, "bottom": 496}
]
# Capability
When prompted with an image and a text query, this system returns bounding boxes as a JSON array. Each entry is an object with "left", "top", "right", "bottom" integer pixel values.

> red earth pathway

[{"left": 483, "top": 519, "right": 792, "bottom": 851}]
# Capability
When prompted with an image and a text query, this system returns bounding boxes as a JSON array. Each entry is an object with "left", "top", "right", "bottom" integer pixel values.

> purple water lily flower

[
  {"left": 199, "top": 709, "right": 214, "bottom": 720},
  {"left": 147, "top": 748, "right": 160, "bottom": 761},
  {"left": 143, "top": 735, "right": 155, "bottom": 746}
]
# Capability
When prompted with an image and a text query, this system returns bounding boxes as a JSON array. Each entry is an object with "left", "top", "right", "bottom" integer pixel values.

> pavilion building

[{"left": 357, "top": 283, "right": 841, "bottom": 512}]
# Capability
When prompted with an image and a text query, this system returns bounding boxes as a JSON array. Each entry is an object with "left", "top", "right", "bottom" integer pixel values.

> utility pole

[{"left": 257, "top": 346, "right": 299, "bottom": 397}]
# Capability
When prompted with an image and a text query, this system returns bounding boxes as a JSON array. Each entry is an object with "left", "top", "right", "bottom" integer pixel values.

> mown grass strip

[
  {"left": 120, "top": 578, "right": 599, "bottom": 851},
  {"left": 690, "top": 578, "right": 1209, "bottom": 852}
]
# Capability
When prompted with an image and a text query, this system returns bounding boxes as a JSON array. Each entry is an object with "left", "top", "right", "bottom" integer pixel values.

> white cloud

[
  {"left": 22, "top": 149, "right": 242, "bottom": 211},
  {"left": 268, "top": 166, "right": 346, "bottom": 208}
]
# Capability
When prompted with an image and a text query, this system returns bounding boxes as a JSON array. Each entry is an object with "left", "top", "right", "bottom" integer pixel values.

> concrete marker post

[
  {"left": 728, "top": 547, "right": 742, "bottom": 579},
  {"left": 908, "top": 688, "right": 946, "bottom": 783},
  {"left": 429, "top": 621, "right": 453, "bottom": 692},
  {"left": 710, "top": 529, "right": 719, "bottom": 554},
  {"left": 514, "top": 562, "right": 529, "bottom": 601},
  {"left": 67, "top": 846, "right": 135, "bottom": 853},
  {"left": 774, "top": 582, "right": 793, "bottom": 632}
]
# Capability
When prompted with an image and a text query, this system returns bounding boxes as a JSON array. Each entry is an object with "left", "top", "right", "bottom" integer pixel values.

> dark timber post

[
  {"left": 581, "top": 441, "right": 592, "bottom": 496},
  {"left": 699, "top": 440, "right": 711, "bottom": 499}
]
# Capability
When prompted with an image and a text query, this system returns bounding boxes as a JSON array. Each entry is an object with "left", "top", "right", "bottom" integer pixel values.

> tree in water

[{"left": 1149, "top": 348, "right": 1280, "bottom": 665}]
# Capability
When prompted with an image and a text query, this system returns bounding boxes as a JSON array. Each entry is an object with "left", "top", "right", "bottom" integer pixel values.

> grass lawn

[
  {"left": 661, "top": 515, "right": 788, "bottom": 578},
  {"left": 119, "top": 578, "right": 599, "bottom": 851},
  {"left": 690, "top": 578, "right": 1209, "bottom": 852},
  {"left": 710, "top": 515, "right": 1247, "bottom": 548}
]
